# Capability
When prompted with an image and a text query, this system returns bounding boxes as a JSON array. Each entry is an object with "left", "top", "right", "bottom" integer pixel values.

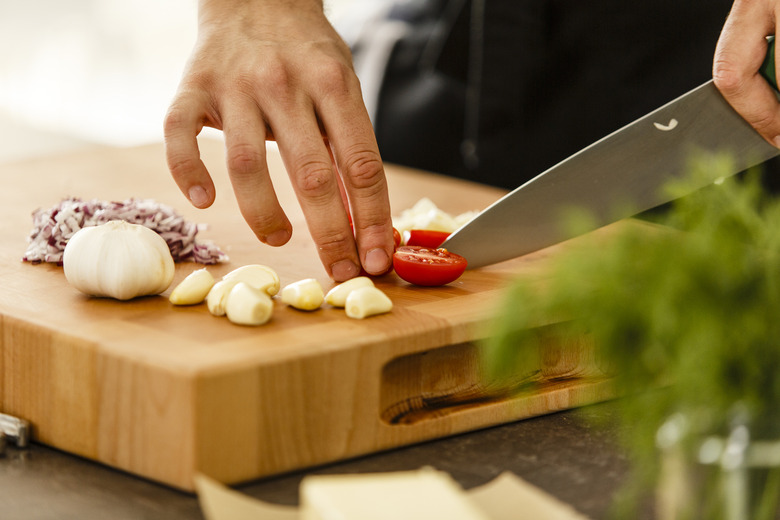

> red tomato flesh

[
  {"left": 393, "top": 227, "right": 402, "bottom": 248},
  {"left": 393, "top": 246, "right": 467, "bottom": 286},
  {"left": 403, "top": 229, "right": 450, "bottom": 248}
]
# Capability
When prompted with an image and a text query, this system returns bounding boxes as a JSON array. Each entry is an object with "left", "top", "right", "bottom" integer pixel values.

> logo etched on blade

[{"left": 653, "top": 119, "right": 678, "bottom": 131}]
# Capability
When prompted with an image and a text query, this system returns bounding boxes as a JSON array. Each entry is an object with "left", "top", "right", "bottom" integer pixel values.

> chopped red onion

[{"left": 23, "top": 197, "right": 229, "bottom": 265}]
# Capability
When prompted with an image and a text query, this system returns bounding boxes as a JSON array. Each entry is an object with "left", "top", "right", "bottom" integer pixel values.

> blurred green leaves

[{"left": 483, "top": 156, "right": 780, "bottom": 507}]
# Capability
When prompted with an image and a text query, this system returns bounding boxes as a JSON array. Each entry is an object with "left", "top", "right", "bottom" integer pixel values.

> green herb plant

[{"left": 483, "top": 156, "right": 780, "bottom": 518}]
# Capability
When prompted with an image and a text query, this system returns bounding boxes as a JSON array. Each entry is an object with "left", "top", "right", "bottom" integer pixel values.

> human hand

[
  {"left": 164, "top": 0, "right": 393, "bottom": 281},
  {"left": 714, "top": 0, "right": 780, "bottom": 147}
]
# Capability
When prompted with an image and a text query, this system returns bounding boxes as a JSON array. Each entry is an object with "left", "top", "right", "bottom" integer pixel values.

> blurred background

[{"left": 0, "top": 0, "right": 364, "bottom": 162}]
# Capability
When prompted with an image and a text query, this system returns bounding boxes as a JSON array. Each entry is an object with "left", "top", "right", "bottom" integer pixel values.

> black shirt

[{"left": 373, "top": 0, "right": 735, "bottom": 189}]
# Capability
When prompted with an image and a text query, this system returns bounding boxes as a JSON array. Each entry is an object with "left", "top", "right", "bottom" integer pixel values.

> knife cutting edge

[{"left": 442, "top": 40, "right": 780, "bottom": 269}]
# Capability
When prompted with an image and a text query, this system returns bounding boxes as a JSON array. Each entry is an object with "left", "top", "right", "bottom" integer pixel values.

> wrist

[{"left": 198, "top": 0, "right": 324, "bottom": 28}]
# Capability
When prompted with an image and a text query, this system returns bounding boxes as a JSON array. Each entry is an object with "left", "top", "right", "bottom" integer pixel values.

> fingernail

[
  {"left": 331, "top": 259, "right": 360, "bottom": 281},
  {"left": 188, "top": 185, "right": 209, "bottom": 207},
  {"left": 364, "top": 248, "right": 390, "bottom": 275},
  {"left": 265, "top": 229, "right": 290, "bottom": 247}
]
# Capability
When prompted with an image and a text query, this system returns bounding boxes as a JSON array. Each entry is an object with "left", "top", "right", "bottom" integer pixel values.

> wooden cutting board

[{"left": 0, "top": 139, "right": 622, "bottom": 491}]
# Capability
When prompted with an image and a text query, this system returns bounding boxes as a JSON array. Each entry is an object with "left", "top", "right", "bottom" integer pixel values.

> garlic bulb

[{"left": 63, "top": 220, "right": 175, "bottom": 300}]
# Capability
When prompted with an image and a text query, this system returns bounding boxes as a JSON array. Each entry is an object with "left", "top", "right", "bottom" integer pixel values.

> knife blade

[{"left": 442, "top": 45, "right": 780, "bottom": 269}]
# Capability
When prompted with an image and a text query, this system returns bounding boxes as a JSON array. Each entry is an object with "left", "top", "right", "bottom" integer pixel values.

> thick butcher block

[{"left": 1, "top": 139, "right": 619, "bottom": 490}]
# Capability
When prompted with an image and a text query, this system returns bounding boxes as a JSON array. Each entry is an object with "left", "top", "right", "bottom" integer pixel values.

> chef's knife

[{"left": 442, "top": 42, "right": 780, "bottom": 269}]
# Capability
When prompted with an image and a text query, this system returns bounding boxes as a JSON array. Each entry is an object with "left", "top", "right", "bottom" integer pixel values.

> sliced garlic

[
  {"left": 325, "top": 276, "right": 375, "bottom": 308},
  {"left": 169, "top": 268, "right": 215, "bottom": 305},
  {"left": 345, "top": 286, "right": 393, "bottom": 319},
  {"left": 281, "top": 278, "right": 324, "bottom": 311},
  {"left": 63, "top": 220, "right": 175, "bottom": 300},
  {"left": 222, "top": 264, "right": 280, "bottom": 296},
  {"left": 225, "top": 282, "right": 274, "bottom": 326}
]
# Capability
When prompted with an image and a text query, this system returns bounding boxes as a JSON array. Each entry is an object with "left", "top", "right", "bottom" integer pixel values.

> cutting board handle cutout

[{"left": 379, "top": 326, "right": 608, "bottom": 425}]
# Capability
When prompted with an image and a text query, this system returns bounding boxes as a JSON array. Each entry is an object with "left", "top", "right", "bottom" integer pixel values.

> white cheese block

[{"left": 300, "top": 468, "right": 490, "bottom": 520}]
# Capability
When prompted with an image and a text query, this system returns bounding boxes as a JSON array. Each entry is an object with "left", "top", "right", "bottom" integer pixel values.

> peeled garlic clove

[
  {"left": 345, "top": 286, "right": 393, "bottom": 319},
  {"left": 225, "top": 282, "right": 274, "bottom": 326},
  {"left": 169, "top": 268, "right": 215, "bottom": 305},
  {"left": 325, "top": 276, "right": 375, "bottom": 308},
  {"left": 222, "top": 264, "right": 280, "bottom": 296},
  {"left": 281, "top": 278, "right": 324, "bottom": 311},
  {"left": 206, "top": 264, "right": 280, "bottom": 315},
  {"left": 206, "top": 279, "right": 239, "bottom": 316},
  {"left": 63, "top": 220, "right": 175, "bottom": 300}
]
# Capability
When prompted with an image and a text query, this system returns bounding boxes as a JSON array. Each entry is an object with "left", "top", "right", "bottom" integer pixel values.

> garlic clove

[
  {"left": 169, "top": 268, "right": 215, "bottom": 305},
  {"left": 63, "top": 220, "right": 175, "bottom": 300},
  {"left": 325, "top": 276, "right": 375, "bottom": 308},
  {"left": 225, "top": 282, "right": 274, "bottom": 326},
  {"left": 206, "top": 279, "right": 239, "bottom": 316},
  {"left": 345, "top": 286, "right": 393, "bottom": 319},
  {"left": 281, "top": 278, "right": 324, "bottom": 311},
  {"left": 222, "top": 264, "right": 280, "bottom": 296}
]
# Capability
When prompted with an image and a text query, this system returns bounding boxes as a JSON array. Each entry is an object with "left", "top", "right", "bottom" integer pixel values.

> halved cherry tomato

[
  {"left": 393, "top": 246, "right": 467, "bottom": 286},
  {"left": 393, "top": 227, "right": 402, "bottom": 248},
  {"left": 403, "top": 229, "right": 450, "bottom": 248}
]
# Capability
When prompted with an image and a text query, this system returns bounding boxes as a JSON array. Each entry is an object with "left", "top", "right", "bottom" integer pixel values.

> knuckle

[
  {"left": 183, "top": 69, "right": 217, "bottom": 89},
  {"left": 314, "top": 228, "right": 355, "bottom": 253},
  {"left": 264, "top": 65, "right": 294, "bottom": 96},
  {"left": 163, "top": 105, "right": 188, "bottom": 136},
  {"left": 243, "top": 211, "right": 281, "bottom": 236},
  {"left": 293, "top": 159, "right": 335, "bottom": 198},
  {"left": 164, "top": 81, "right": 216, "bottom": 135},
  {"left": 713, "top": 54, "right": 780, "bottom": 134},
  {"left": 712, "top": 57, "right": 746, "bottom": 96},
  {"left": 227, "top": 143, "right": 264, "bottom": 177},
  {"left": 360, "top": 222, "right": 388, "bottom": 236},
  {"left": 748, "top": 108, "right": 778, "bottom": 133},
  {"left": 342, "top": 149, "right": 385, "bottom": 191},
  {"left": 244, "top": 58, "right": 293, "bottom": 97},
  {"left": 313, "top": 60, "right": 354, "bottom": 95},
  {"left": 353, "top": 222, "right": 390, "bottom": 246},
  {"left": 167, "top": 153, "right": 200, "bottom": 179},
  {"left": 228, "top": 60, "right": 298, "bottom": 110}
]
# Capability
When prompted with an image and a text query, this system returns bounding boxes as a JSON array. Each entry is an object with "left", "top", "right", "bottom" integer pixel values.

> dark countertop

[{"left": 0, "top": 400, "right": 653, "bottom": 520}]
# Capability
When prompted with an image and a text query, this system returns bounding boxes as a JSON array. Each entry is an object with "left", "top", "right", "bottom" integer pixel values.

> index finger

[
  {"left": 163, "top": 91, "right": 217, "bottom": 208},
  {"left": 713, "top": 1, "right": 780, "bottom": 146}
]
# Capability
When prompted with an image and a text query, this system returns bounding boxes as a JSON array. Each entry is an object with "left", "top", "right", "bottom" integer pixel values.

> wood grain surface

[{"left": 0, "top": 139, "right": 625, "bottom": 490}]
